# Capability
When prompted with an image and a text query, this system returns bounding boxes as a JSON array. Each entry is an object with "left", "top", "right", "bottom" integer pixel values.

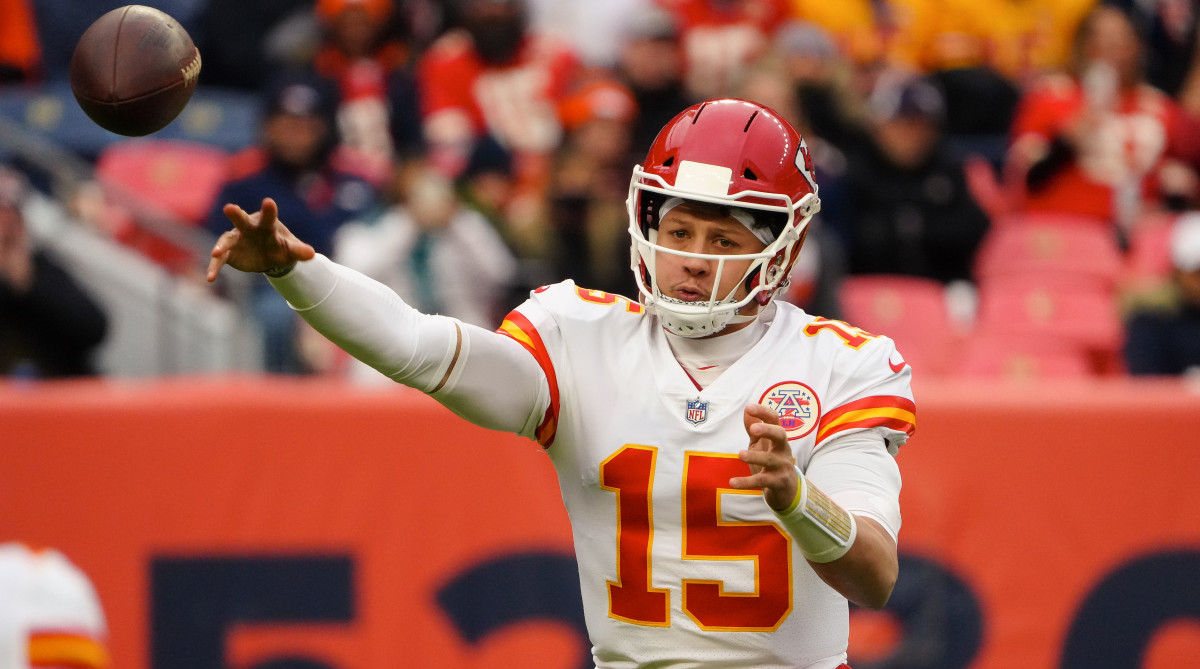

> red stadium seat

[
  {"left": 838, "top": 275, "right": 959, "bottom": 375},
  {"left": 974, "top": 215, "right": 1124, "bottom": 290},
  {"left": 988, "top": 210, "right": 1112, "bottom": 229},
  {"left": 972, "top": 277, "right": 1123, "bottom": 354},
  {"left": 94, "top": 139, "right": 230, "bottom": 272},
  {"left": 95, "top": 139, "right": 229, "bottom": 225},
  {"left": 951, "top": 333, "right": 1094, "bottom": 379}
]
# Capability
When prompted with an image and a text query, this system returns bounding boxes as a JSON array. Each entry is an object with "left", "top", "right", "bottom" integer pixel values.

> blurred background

[{"left": 2, "top": 0, "right": 1200, "bottom": 668}]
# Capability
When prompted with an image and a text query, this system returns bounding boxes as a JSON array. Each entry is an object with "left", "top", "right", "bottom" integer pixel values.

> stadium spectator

[
  {"left": 1006, "top": 5, "right": 1190, "bottom": 229},
  {"left": 0, "top": 542, "right": 109, "bottom": 669},
  {"left": 840, "top": 72, "right": 990, "bottom": 284},
  {"left": 312, "top": 0, "right": 424, "bottom": 179},
  {"left": 205, "top": 71, "right": 379, "bottom": 374},
  {"left": 454, "top": 136, "right": 519, "bottom": 247},
  {"left": 732, "top": 57, "right": 847, "bottom": 318},
  {"left": 0, "top": 167, "right": 108, "bottom": 379},
  {"left": 547, "top": 78, "right": 640, "bottom": 297},
  {"left": 415, "top": 0, "right": 580, "bottom": 181},
  {"left": 208, "top": 98, "right": 912, "bottom": 667},
  {"left": 612, "top": 5, "right": 696, "bottom": 154},
  {"left": 194, "top": 0, "right": 315, "bottom": 90},
  {"left": 1107, "top": 0, "right": 1199, "bottom": 98},
  {"left": 415, "top": 0, "right": 580, "bottom": 270},
  {"left": 335, "top": 160, "right": 518, "bottom": 330},
  {"left": 659, "top": 0, "right": 790, "bottom": 99},
  {"left": 524, "top": 0, "right": 656, "bottom": 69},
  {"left": 787, "top": 0, "right": 883, "bottom": 69},
  {"left": 1123, "top": 212, "right": 1200, "bottom": 375},
  {"left": 772, "top": 20, "right": 864, "bottom": 153},
  {"left": 320, "top": 159, "right": 517, "bottom": 381}
]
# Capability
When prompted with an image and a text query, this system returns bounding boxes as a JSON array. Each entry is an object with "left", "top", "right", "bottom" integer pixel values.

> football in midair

[{"left": 69, "top": 5, "right": 201, "bottom": 136}]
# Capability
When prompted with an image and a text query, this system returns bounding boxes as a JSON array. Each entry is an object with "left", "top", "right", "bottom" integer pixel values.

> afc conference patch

[
  {"left": 759, "top": 381, "right": 820, "bottom": 440},
  {"left": 686, "top": 398, "right": 708, "bottom": 426}
]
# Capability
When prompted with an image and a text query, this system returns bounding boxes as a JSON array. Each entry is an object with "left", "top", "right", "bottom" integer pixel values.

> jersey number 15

[{"left": 601, "top": 445, "right": 793, "bottom": 631}]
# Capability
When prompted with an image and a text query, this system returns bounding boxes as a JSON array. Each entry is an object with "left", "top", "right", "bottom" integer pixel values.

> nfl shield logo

[{"left": 686, "top": 399, "right": 708, "bottom": 426}]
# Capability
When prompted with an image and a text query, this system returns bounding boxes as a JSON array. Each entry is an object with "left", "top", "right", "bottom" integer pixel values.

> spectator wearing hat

[
  {"left": 771, "top": 20, "right": 861, "bottom": 153},
  {"left": 839, "top": 71, "right": 990, "bottom": 284},
  {"left": 786, "top": 0, "right": 882, "bottom": 68},
  {"left": 548, "top": 79, "right": 641, "bottom": 297},
  {"left": 0, "top": 167, "right": 108, "bottom": 378},
  {"left": 613, "top": 4, "right": 696, "bottom": 154},
  {"left": 205, "top": 71, "right": 380, "bottom": 374},
  {"left": 1124, "top": 212, "right": 1200, "bottom": 376}
]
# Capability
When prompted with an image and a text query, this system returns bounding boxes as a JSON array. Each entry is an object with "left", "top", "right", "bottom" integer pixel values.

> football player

[
  {"left": 208, "top": 98, "right": 914, "bottom": 668},
  {"left": 0, "top": 543, "right": 109, "bottom": 669}
]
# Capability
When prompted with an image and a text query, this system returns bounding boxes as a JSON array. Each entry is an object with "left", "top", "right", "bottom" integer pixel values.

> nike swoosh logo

[{"left": 889, "top": 359, "right": 908, "bottom": 373}]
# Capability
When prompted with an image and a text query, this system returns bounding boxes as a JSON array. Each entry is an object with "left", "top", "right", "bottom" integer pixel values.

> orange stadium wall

[{"left": 3, "top": 377, "right": 1200, "bottom": 669}]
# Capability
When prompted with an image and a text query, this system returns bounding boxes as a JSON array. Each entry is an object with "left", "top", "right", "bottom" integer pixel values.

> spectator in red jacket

[
  {"left": 312, "top": 0, "right": 424, "bottom": 181},
  {"left": 416, "top": 0, "right": 580, "bottom": 182},
  {"left": 1006, "top": 5, "right": 1190, "bottom": 229}
]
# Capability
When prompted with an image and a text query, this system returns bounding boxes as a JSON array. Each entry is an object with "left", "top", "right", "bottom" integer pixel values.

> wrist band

[
  {"left": 773, "top": 466, "right": 858, "bottom": 563},
  {"left": 263, "top": 263, "right": 296, "bottom": 278}
]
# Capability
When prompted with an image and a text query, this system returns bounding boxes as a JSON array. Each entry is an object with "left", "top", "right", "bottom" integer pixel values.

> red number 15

[{"left": 600, "top": 445, "right": 794, "bottom": 631}]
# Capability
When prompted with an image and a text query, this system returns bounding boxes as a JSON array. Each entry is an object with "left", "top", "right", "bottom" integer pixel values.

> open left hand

[
  {"left": 729, "top": 403, "right": 799, "bottom": 511},
  {"left": 205, "top": 198, "right": 315, "bottom": 282}
]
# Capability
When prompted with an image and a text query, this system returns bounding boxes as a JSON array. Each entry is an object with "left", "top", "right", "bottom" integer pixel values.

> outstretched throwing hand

[
  {"left": 730, "top": 403, "right": 800, "bottom": 511},
  {"left": 205, "top": 198, "right": 315, "bottom": 282}
]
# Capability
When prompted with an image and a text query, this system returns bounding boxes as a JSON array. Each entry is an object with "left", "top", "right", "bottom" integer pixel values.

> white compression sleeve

[
  {"left": 268, "top": 255, "right": 548, "bottom": 436},
  {"left": 772, "top": 431, "right": 902, "bottom": 562},
  {"left": 804, "top": 431, "right": 903, "bottom": 541}
]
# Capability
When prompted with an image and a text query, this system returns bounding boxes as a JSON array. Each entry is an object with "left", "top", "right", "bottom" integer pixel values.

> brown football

[{"left": 69, "top": 5, "right": 201, "bottom": 136}]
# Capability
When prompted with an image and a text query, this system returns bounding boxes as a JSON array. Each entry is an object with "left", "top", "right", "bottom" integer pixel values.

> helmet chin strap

[{"left": 652, "top": 289, "right": 760, "bottom": 337}]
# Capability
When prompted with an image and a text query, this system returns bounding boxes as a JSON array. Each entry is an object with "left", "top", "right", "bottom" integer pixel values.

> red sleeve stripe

[
  {"left": 497, "top": 310, "right": 560, "bottom": 448},
  {"left": 817, "top": 395, "right": 916, "bottom": 444}
]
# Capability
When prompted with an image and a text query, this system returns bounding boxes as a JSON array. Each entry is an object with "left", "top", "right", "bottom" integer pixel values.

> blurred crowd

[{"left": 3, "top": 0, "right": 1200, "bottom": 381}]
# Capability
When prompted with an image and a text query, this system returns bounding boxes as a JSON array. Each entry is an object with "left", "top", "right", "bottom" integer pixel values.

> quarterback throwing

[{"left": 208, "top": 99, "right": 915, "bottom": 669}]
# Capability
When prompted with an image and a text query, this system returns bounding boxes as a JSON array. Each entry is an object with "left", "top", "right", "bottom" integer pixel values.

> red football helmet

[{"left": 626, "top": 98, "right": 821, "bottom": 337}]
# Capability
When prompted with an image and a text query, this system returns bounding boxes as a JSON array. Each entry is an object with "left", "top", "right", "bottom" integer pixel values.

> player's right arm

[{"left": 206, "top": 198, "right": 550, "bottom": 438}]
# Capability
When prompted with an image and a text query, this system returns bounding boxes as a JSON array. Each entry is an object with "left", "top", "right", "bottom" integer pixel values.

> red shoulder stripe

[
  {"left": 817, "top": 395, "right": 916, "bottom": 444},
  {"left": 497, "top": 310, "right": 560, "bottom": 448}
]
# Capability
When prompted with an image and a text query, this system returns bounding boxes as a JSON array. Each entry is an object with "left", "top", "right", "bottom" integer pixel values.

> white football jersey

[
  {"left": 499, "top": 282, "right": 916, "bottom": 669},
  {"left": 0, "top": 543, "right": 108, "bottom": 669}
]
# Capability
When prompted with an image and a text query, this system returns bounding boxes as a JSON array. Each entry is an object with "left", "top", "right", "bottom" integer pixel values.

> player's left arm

[
  {"left": 732, "top": 404, "right": 900, "bottom": 610},
  {"left": 802, "top": 429, "right": 901, "bottom": 610}
]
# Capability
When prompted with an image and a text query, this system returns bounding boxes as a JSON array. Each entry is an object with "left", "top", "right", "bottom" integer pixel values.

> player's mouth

[{"left": 670, "top": 285, "right": 709, "bottom": 302}]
